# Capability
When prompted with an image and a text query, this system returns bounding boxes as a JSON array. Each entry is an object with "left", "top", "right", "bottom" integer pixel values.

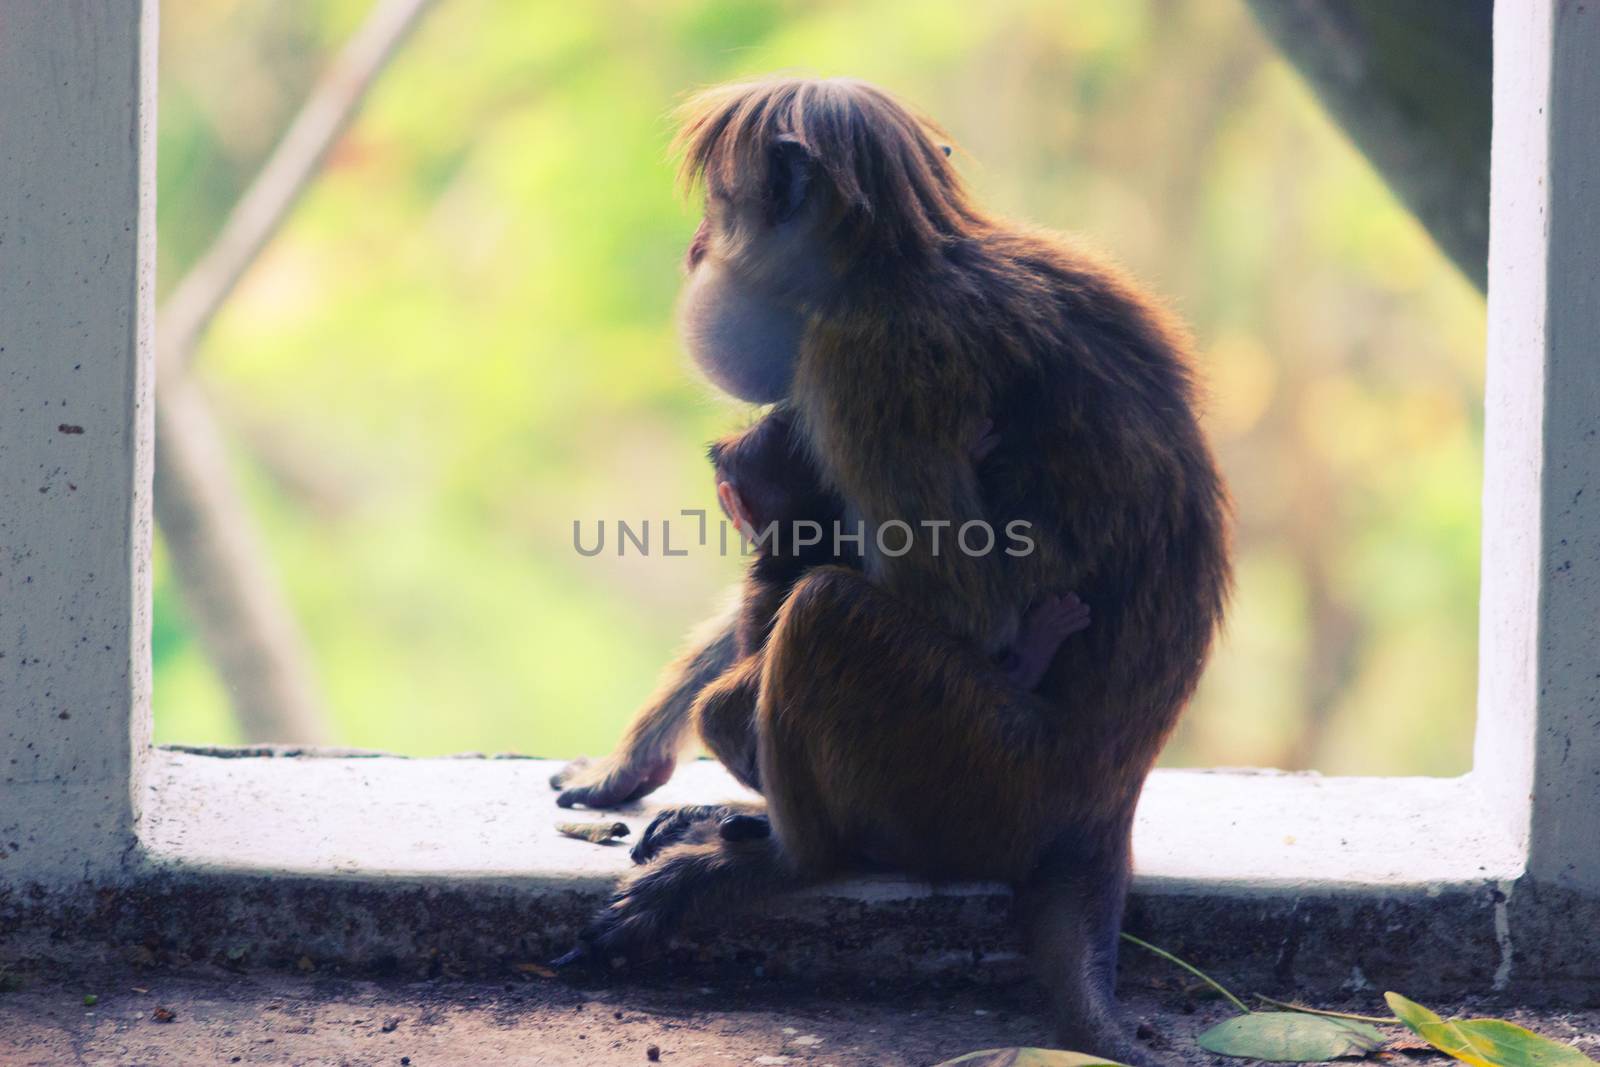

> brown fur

[
  {"left": 694, "top": 407, "right": 850, "bottom": 791},
  {"left": 555, "top": 77, "right": 1232, "bottom": 1065},
  {"left": 708, "top": 406, "right": 851, "bottom": 657}
]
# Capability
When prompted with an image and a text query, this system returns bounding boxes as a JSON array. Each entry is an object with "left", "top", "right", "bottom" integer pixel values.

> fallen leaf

[
  {"left": 1197, "top": 1012, "right": 1386, "bottom": 1062},
  {"left": 1385, "top": 993, "right": 1597, "bottom": 1067},
  {"left": 82, "top": 994, "right": 98, "bottom": 1006},
  {"left": 152, "top": 1006, "right": 176, "bottom": 1023},
  {"left": 933, "top": 1050, "right": 1130, "bottom": 1066},
  {"left": 514, "top": 962, "right": 557, "bottom": 978},
  {"left": 296, "top": 955, "right": 315, "bottom": 973},
  {"left": 557, "top": 821, "right": 631, "bottom": 844}
]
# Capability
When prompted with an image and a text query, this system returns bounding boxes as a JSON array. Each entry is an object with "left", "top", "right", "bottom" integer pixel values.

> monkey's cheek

[
  {"left": 675, "top": 266, "right": 799, "bottom": 404},
  {"left": 705, "top": 359, "right": 791, "bottom": 405},
  {"left": 682, "top": 318, "right": 795, "bottom": 403}
]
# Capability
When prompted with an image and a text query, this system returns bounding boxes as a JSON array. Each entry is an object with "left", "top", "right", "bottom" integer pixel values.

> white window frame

[{"left": 3, "top": 1, "right": 1595, "bottom": 988}]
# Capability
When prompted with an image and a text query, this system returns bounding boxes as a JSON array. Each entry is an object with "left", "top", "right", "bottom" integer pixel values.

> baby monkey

[
  {"left": 708, "top": 406, "right": 853, "bottom": 659},
  {"left": 710, "top": 408, "right": 1090, "bottom": 691},
  {"left": 649, "top": 408, "right": 1093, "bottom": 857}
]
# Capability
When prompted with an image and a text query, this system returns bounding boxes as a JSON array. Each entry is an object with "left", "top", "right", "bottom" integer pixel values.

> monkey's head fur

[{"left": 673, "top": 77, "right": 983, "bottom": 404}]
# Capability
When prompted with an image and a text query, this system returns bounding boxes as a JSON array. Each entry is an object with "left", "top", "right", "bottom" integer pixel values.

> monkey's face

[
  {"left": 708, "top": 408, "right": 830, "bottom": 547},
  {"left": 676, "top": 141, "right": 832, "bottom": 405},
  {"left": 673, "top": 79, "right": 978, "bottom": 403}
]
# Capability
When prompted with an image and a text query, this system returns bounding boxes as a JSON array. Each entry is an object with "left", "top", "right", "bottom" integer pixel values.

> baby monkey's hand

[{"left": 999, "top": 592, "right": 1090, "bottom": 691}]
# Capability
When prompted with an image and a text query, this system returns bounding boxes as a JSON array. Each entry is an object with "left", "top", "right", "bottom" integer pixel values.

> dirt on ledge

[{"left": 1, "top": 961, "right": 1597, "bottom": 1066}]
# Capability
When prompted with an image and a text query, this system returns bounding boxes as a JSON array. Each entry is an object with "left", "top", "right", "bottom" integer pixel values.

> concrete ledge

[{"left": 7, "top": 749, "right": 1595, "bottom": 999}]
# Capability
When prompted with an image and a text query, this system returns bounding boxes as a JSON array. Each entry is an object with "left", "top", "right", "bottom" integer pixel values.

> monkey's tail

[{"left": 1013, "top": 844, "right": 1161, "bottom": 1066}]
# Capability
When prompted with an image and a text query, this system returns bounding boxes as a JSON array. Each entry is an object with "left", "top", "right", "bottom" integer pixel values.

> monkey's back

[
  {"left": 968, "top": 228, "right": 1233, "bottom": 809},
  {"left": 811, "top": 226, "right": 1232, "bottom": 841}
]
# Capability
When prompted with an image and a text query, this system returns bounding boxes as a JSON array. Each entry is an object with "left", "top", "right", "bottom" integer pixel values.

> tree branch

[
  {"left": 154, "top": 0, "right": 439, "bottom": 742},
  {"left": 159, "top": 0, "right": 439, "bottom": 373},
  {"left": 154, "top": 377, "right": 332, "bottom": 744}
]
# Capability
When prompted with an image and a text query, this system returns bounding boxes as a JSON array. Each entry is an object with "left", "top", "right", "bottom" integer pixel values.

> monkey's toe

[
  {"left": 555, "top": 756, "right": 676, "bottom": 810},
  {"left": 1029, "top": 592, "right": 1091, "bottom": 639},
  {"left": 718, "top": 813, "right": 771, "bottom": 841},
  {"left": 631, "top": 804, "right": 730, "bottom": 864},
  {"left": 631, "top": 808, "right": 689, "bottom": 864},
  {"left": 548, "top": 756, "right": 592, "bottom": 790}
]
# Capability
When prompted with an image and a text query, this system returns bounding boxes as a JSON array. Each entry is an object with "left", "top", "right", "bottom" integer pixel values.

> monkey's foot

[
  {"left": 559, "top": 853, "right": 699, "bottom": 969},
  {"left": 1057, "top": 1022, "right": 1162, "bottom": 1067},
  {"left": 631, "top": 804, "right": 765, "bottom": 864},
  {"left": 561, "top": 832, "right": 787, "bottom": 974},
  {"left": 550, "top": 753, "right": 676, "bottom": 810}
]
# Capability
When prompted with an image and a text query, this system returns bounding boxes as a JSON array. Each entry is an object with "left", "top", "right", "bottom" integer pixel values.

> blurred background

[{"left": 152, "top": 0, "right": 1486, "bottom": 774}]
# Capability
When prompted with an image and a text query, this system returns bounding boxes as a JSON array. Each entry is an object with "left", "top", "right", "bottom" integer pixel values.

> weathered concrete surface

[
  {"left": 4, "top": 961, "right": 1598, "bottom": 1067},
  {"left": 1474, "top": 0, "right": 1600, "bottom": 896},
  {"left": 138, "top": 752, "right": 1522, "bottom": 886},
  {"left": 0, "top": 0, "right": 156, "bottom": 885},
  {"left": 7, "top": 750, "right": 1588, "bottom": 1002}
]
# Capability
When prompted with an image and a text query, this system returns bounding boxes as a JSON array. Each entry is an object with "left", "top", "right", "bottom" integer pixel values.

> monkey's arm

[
  {"left": 552, "top": 597, "right": 741, "bottom": 809},
  {"left": 867, "top": 458, "right": 1020, "bottom": 651},
  {"left": 799, "top": 344, "right": 1022, "bottom": 651},
  {"left": 693, "top": 653, "right": 764, "bottom": 793}
]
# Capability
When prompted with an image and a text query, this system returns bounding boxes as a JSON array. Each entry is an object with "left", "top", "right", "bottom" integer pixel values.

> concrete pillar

[
  {"left": 1475, "top": 0, "right": 1600, "bottom": 891},
  {"left": 0, "top": 2, "right": 157, "bottom": 885}
]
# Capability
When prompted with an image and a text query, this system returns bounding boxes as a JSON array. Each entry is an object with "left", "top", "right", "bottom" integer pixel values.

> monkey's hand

[{"left": 550, "top": 753, "right": 676, "bottom": 810}]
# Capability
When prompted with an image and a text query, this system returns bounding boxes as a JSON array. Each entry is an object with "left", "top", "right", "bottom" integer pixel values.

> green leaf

[
  {"left": 932, "top": 1049, "right": 1131, "bottom": 1067},
  {"left": 1197, "top": 1012, "right": 1386, "bottom": 1062},
  {"left": 1385, "top": 993, "right": 1597, "bottom": 1067}
]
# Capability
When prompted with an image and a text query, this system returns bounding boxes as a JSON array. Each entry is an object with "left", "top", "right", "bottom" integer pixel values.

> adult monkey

[{"left": 553, "top": 78, "right": 1231, "bottom": 1062}]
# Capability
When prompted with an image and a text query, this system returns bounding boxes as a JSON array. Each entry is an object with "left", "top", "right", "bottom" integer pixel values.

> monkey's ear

[{"left": 768, "top": 135, "right": 813, "bottom": 225}]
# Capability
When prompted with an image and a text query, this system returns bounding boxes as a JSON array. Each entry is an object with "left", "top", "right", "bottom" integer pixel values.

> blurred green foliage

[{"left": 153, "top": 0, "right": 1485, "bottom": 773}]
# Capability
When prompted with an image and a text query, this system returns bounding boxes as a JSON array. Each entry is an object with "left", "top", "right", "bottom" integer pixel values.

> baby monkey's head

[{"left": 708, "top": 408, "right": 835, "bottom": 552}]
